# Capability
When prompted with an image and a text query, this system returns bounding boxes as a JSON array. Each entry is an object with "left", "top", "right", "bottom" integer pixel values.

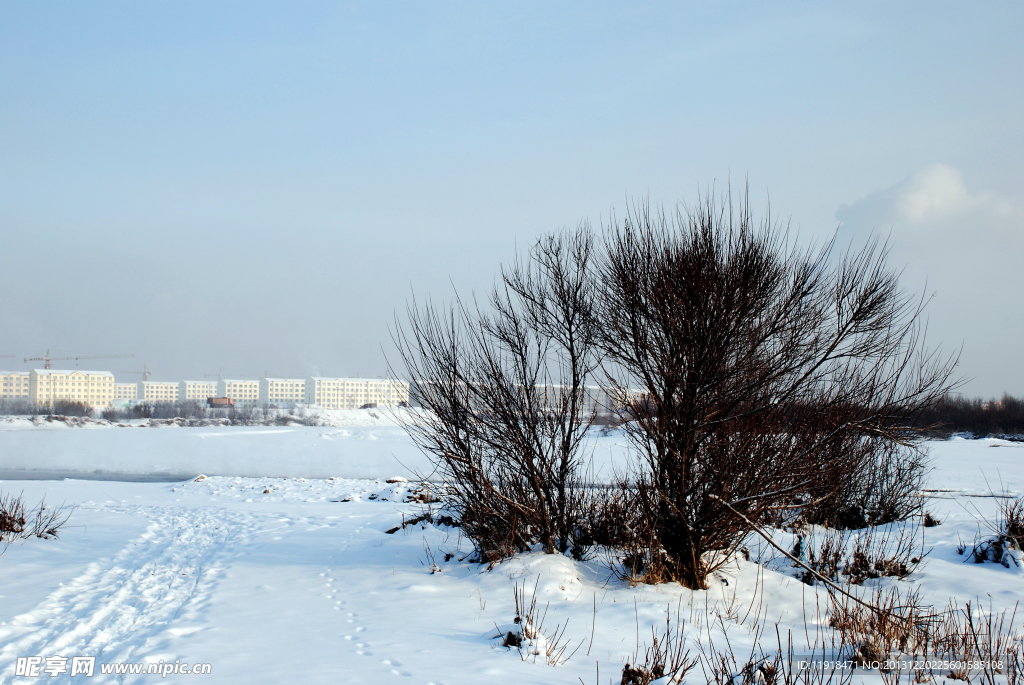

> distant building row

[{"left": 0, "top": 370, "right": 409, "bottom": 410}]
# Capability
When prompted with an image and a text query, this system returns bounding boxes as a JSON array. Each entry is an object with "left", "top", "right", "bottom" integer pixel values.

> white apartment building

[
  {"left": 217, "top": 379, "right": 260, "bottom": 408},
  {"left": 0, "top": 371, "right": 30, "bottom": 402},
  {"left": 179, "top": 380, "right": 217, "bottom": 404},
  {"left": 306, "top": 378, "right": 409, "bottom": 410},
  {"left": 536, "top": 385, "right": 616, "bottom": 415},
  {"left": 260, "top": 378, "right": 305, "bottom": 407},
  {"left": 138, "top": 381, "right": 180, "bottom": 404},
  {"left": 113, "top": 383, "right": 138, "bottom": 401},
  {"left": 29, "top": 369, "right": 115, "bottom": 408}
]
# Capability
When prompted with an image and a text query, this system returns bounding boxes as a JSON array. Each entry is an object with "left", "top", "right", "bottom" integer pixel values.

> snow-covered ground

[{"left": 0, "top": 429, "right": 1021, "bottom": 683}]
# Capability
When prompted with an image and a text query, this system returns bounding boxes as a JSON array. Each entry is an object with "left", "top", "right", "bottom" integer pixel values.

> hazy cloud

[
  {"left": 839, "top": 164, "right": 1015, "bottom": 227},
  {"left": 836, "top": 165, "right": 1022, "bottom": 397}
]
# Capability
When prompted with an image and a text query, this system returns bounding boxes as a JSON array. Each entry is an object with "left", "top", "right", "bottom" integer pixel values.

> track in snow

[{"left": 0, "top": 505, "right": 253, "bottom": 682}]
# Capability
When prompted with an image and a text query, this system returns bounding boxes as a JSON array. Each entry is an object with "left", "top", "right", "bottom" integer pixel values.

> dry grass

[
  {"left": 767, "top": 521, "right": 925, "bottom": 587},
  {"left": 621, "top": 600, "right": 698, "bottom": 685},
  {"left": 0, "top": 491, "right": 72, "bottom": 552},
  {"left": 829, "top": 586, "right": 1023, "bottom": 685},
  {"left": 1000, "top": 496, "right": 1024, "bottom": 551},
  {"left": 694, "top": 598, "right": 854, "bottom": 685},
  {"left": 498, "top": 577, "right": 580, "bottom": 666},
  {"left": 931, "top": 599, "right": 1020, "bottom": 685},
  {"left": 828, "top": 585, "right": 934, "bottom": 667},
  {"left": 960, "top": 488, "right": 1024, "bottom": 567}
]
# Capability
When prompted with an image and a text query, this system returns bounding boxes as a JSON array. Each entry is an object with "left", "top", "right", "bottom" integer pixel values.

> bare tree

[
  {"left": 394, "top": 227, "right": 601, "bottom": 562},
  {"left": 595, "top": 192, "right": 958, "bottom": 588}
]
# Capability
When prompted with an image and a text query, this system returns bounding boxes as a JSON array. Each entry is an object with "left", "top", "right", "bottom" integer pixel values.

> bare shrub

[
  {"left": 595, "top": 194, "right": 957, "bottom": 588},
  {"left": 802, "top": 442, "right": 929, "bottom": 529},
  {"left": 0, "top": 491, "right": 27, "bottom": 539},
  {"left": 50, "top": 400, "right": 93, "bottom": 417},
  {"left": 394, "top": 227, "right": 601, "bottom": 562},
  {"left": 228, "top": 406, "right": 260, "bottom": 425},
  {"left": 131, "top": 402, "right": 153, "bottom": 419},
  {"left": 29, "top": 498, "right": 72, "bottom": 539},
  {"left": 151, "top": 401, "right": 208, "bottom": 420},
  {"left": 0, "top": 399, "right": 49, "bottom": 416},
  {"left": 100, "top": 405, "right": 123, "bottom": 421}
]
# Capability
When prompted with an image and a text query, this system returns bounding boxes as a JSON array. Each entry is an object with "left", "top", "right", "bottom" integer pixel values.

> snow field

[{"left": 0, "top": 435, "right": 1021, "bottom": 683}]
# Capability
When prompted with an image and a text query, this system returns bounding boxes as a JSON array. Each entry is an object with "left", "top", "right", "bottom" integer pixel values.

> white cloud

[
  {"left": 837, "top": 163, "right": 1015, "bottom": 229},
  {"left": 834, "top": 165, "right": 1023, "bottom": 397},
  {"left": 897, "top": 164, "right": 979, "bottom": 222}
]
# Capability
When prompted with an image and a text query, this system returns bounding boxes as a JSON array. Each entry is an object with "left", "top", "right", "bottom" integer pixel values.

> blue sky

[{"left": 1, "top": 2, "right": 1021, "bottom": 394}]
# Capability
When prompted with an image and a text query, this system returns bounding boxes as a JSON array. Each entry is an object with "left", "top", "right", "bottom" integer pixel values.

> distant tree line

[
  {"left": 0, "top": 400, "right": 323, "bottom": 426},
  {"left": 915, "top": 393, "right": 1024, "bottom": 438}
]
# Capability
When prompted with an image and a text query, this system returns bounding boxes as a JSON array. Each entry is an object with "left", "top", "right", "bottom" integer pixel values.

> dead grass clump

[
  {"left": 830, "top": 589, "right": 1023, "bottom": 685},
  {"left": 931, "top": 599, "right": 1021, "bottom": 685},
  {"left": 843, "top": 528, "right": 922, "bottom": 584},
  {"left": 1001, "top": 497, "right": 1024, "bottom": 551},
  {"left": 695, "top": 606, "right": 853, "bottom": 685},
  {"left": 960, "top": 492, "right": 1024, "bottom": 567},
  {"left": 794, "top": 529, "right": 845, "bottom": 585},
  {"left": 791, "top": 524, "right": 925, "bottom": 586},
  {"left": 621, "top": 602, "right": 697, "bottom": 685},
  {"left": 828, "top": 585, "right": 933, "bottom": 666},
  {"left": 497, "top": 577, "right": 579, "bottom": 666},
  {"left": 1008, "top": 635, "right": 1023, "bottom": 685},
  {"left": 0, "top": 492, "right": 72, "bottom": 552}
]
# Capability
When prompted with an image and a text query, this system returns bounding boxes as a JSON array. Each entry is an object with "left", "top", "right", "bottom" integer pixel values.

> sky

[{"left": 0, "top": 2, "right": 1021, "bottom": 396}]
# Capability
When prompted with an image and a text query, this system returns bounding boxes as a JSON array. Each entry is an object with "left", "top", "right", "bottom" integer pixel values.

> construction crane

[
  {"left": 24, "top": 349, "right": 134, "bottom": 370},
  {"left": 117, "top": 365, "right": 152, "bottom": 381}
]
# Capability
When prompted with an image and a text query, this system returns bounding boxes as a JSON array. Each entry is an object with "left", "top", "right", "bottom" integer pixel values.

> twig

[{"left": 587, "top": 592, "right": 596, "bottom": 656}]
